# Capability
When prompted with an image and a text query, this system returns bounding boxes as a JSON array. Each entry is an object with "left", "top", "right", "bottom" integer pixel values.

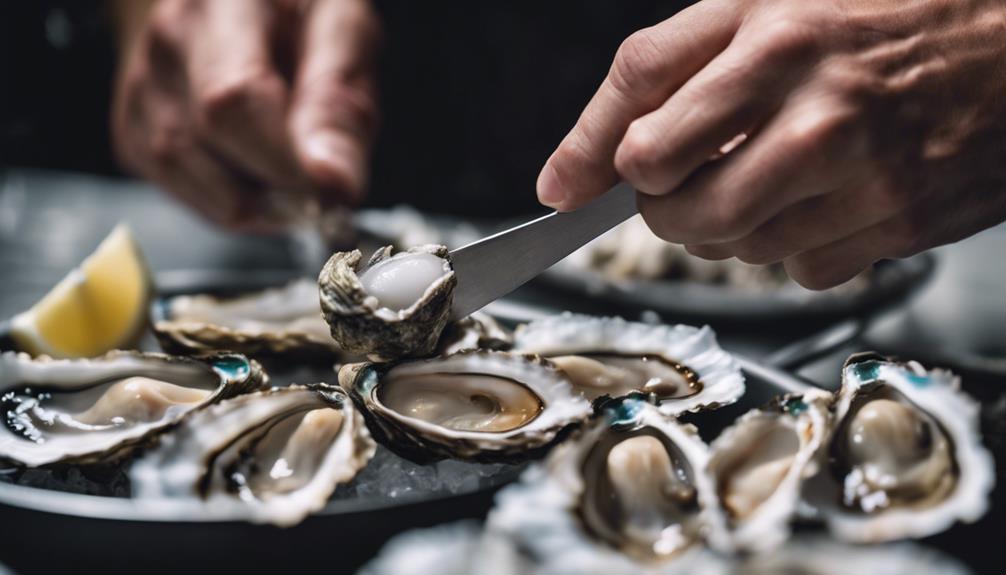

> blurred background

[{"left": 0, "top": 0, "right": 686, "bottom": 217}]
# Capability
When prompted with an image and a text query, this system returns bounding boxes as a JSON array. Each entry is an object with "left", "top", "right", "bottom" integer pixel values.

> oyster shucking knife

[{"left": 449, "top": 182, "right": 638, "bottom": 320}]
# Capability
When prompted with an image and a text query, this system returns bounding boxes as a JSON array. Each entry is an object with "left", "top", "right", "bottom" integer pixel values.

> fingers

[
  {"left": 537, "top": 0, "right": 740, "bottom": 211},
  {"left": 638, "top": 92, "right": 868, "bottom": 246},
  {"left": 614, "top": 21, "right": 819, "bottom": 197},
  {"left": 127, "top": 69, "right": 274, "bottom": 232},
  {"left": 184, "top": 0, "right": 303, "bottom": 187},
  {"left": 289, "top": 0, "right": 381, "bottom": 206},
  {"left": 698, "top": 178, "right": 914, "bottom": 265}
]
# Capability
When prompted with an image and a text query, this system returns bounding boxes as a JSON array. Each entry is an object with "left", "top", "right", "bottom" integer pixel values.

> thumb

[{"left": 289, "top": 0, "right": 380, "bottom": 206}]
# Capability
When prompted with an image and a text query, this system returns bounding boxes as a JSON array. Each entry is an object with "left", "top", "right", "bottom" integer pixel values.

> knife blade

[{"left": 448, "top": 182, "right": 638, "bottom": 320}]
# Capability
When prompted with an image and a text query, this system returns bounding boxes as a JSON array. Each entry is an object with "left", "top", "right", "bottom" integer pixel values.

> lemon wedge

[{"left": 7, "top": 224, "right": 152, "bottom": 358}]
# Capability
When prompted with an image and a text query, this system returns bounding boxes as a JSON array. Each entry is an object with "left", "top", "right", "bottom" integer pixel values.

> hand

[
  {"left": 538, "top": 0, "right": 1006, "bottom": 288},
  {"left": 112, "top": 0, "right": 380, "bottom": 232}
]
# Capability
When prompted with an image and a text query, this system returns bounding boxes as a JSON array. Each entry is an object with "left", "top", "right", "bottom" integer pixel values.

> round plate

[{"left": 537, "top": 254, "right": 936, "bottom": 324}]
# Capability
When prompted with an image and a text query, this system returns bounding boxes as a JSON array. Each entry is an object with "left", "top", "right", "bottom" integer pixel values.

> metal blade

[{"left": 449, "top": 182, "right": 637, "bottom": 320}]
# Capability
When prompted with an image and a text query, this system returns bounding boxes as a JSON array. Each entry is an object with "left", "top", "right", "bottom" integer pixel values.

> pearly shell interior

[{"left": 377, "top": 371, "right": 544, "bottom": 433}]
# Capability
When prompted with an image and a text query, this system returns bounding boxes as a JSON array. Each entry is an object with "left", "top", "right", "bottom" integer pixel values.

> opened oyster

[
  {"left": 806, "top": 353, "right": 994, "bottom": 542},
  {"left": 704, "top": 389, "right": 832, "bottom": 553},
  {"left": 0, "top": 351, "right": 265, "bottom": 466},
  {"left": 490, "top": 396, "right": 718, "bottom": 569},
  {"left": 512, "top": 314, "right": 744, "bottom": 414},
  {"left": 153, "top": 279, "right": 342, "bottom": 361},
  {"left": 339, "top": 350, "right": 591, "bottom": 462},
  {"left": 320, "top": 245, "right": 456, "bottom": 360},
  {"left": 131, "top": 384, "right": 375, "bottom": 527}
]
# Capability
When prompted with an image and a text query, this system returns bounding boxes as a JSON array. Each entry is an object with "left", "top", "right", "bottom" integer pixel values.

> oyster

[
  {"left": 436, "top": 311, "right": 513, "bottom": 355},
  {"left": 807, "top": 353, "right": 994, "bottom": 542},
  {"left": 512, "top": 314, "right": 744, "bottom": 414},
  {"left": 704, "top": 389, "right": 832, "bottom": 553},
  {"left": 130, "top": 384, "right": 375, "bottom": 527},
  {"left": 339, "top": 350, "right": 591, "bottom": 462},
  {"left": 320, "top": 245, "right": 456, "bottom": 360},
  {"left": 153, "top": 279, "right": 343, "bottom": 361},
  {"left": 0, "top": 351, "right": 265, "bottom": 466},
  {"left": 489, "top": 396, "right": 718, "bottom": 569}
]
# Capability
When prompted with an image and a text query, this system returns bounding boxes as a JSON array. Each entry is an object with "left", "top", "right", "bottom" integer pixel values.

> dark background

[{"left": 0, "top": 1, "right": 688, "bottom": 218}]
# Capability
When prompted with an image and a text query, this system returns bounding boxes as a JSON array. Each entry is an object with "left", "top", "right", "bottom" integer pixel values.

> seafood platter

[{"left": 0, "top": 211, "right": 998, "bottom": 574}]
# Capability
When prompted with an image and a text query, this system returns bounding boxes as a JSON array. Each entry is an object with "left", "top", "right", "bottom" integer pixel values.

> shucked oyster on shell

[
  {"left": 339, "top": 350, "right": 591, "bottom": 463},
  {"left": 153, "top": 279, "right": 343, "bottom": 361},
  {"left": 0, "top": 350, "right": 265, "bottom": 466},
  {"left": 513, "top": 313, "right": 744, "bottom": 415},
  {"left": 320, "top": 244, "right": 456, "bottom": 360},
  {"left": 805, "top": 353, "right": 994, "bottom": 543},
  {"left": 130, "top": 383, "right": 375, "bottom": 527},
  {"left": 703, "top": 389, "right": 832, "bottom": 553},
  {"left": 489, "top": 396, "right": 718, "bottom": 570}
]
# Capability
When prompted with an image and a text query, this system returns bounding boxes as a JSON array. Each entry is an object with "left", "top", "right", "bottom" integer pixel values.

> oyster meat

[
  {"left": 320, "top": 245, "right": 456, "bottom": 360},
  {"left": 807, "top": 353, "right": 994, "bottom": 542},
  {"left": 0, "top": 351, "right": 265, "bottom": 466},
  {"left": 704, "top": 389, "right": 832, "bottom": 553},
  {"left": 513, "top": 313, "right": 744, "bottom": 414},
  {"left": 490, "top": 396, "right": 718, "bottom": 570},
  {"left": 339, "top": 350, "right": 591, "bottom": 462},
  {"left": 131, "top": 384, "right": 375, "bottom": 526},
  {"left": 153, "top": 279, "right": 342, "bottom": 360}
]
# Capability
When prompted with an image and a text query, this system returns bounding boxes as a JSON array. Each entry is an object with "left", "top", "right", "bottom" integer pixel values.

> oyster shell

[
  {"left": 130, "top": 383, "right": 375, "bottom": 527},
  {"left": 489, "top": 396, "right": 718, "bottom": 568},
  {"left": 0, "top": 351, "right": 265, "bottom": 466},
  {"left": 319, "top": 245, "right": 456, "bottom": 360},
  {"left": 339, "top": 350, "right": 591, "bottom": 463},
  {"left": 704, "top": 389, "right": 832, "bottom": 553},
  {"left": 737, "top": 535, "right": 971, "bottom": 575},
  {"left": 153, "top": 279, "right": 343, "bottom": 361},
  {"left": 512, "top": 314, "right": 744, "bottom": 414},
  {"left": 808, "top": 353, "right": 994, "bottom": 542},
  {"left": 435, "top": 311, "right": 513, "bottom": 355}
]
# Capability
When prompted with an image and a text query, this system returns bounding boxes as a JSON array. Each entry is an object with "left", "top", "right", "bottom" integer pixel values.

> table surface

[{"left": 1, "top": 168, "right": 1003, "bottom": 572}]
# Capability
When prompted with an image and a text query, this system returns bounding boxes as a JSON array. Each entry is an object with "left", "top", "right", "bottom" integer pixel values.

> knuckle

[
  {"left": 148, "top": 0, "right": 190, "bottom": 43},
  {"left": 148, "top": 126, "right": 188, "bottom": 166},
  {"left": 615, "top": 121, "right": 663, "bottom": 182},
  {"left": 196, "top": 71, "right": 282, "bottom": 131},
  {"left": 610, "top": 28, "right": 664, "bottom": 95},
  {"left": 750, "top": 19, "right": 821, "bottom": 66},
  {"left": 783, "top": 103, "right": 857, "bottom": 152}
]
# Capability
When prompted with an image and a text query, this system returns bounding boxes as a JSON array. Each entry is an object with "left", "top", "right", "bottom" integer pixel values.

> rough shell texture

[
  {"left": 512, "top": 313, "right": 744, "bottom": 415},
  {"left": 810, "top": 353, "right": 995, "bottom": 543},
  {"left": 435, "top": 311, "right": 513, "bottom": 356},
  {"left": 130, "top": 384, "right": 375, "bottom": 527},
  {"left": 704, "top": 389, "right": 832, "bottom": 553},
  {"left": 489, "top": 397, "right": 718, "bottom": 571},
  {"left": 152, "top": 279, "right": 343, "bottom": 362},
  {"left": 319, "top": 245, "right": 456, "bottom": 360},
  {"left": 0, "top": 350, "right": 266, "bottom": 466},
  {"left": 339, "top": 350, "right": 591, "bottom": 463}
]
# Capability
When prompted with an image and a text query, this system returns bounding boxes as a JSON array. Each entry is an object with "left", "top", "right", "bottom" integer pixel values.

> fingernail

[{"left": 537, "top": 163, "right": 565, "bottom": 208}]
